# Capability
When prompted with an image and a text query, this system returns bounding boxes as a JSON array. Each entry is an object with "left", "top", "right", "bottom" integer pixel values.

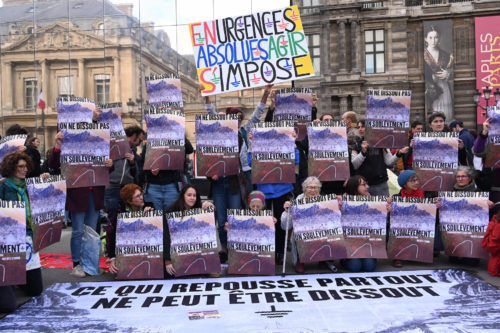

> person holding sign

[
  {"left": 482, "top": 214, "right": 500, "bottom": 276},
  {"left": 0, "top": 153, "right": 49, "bottom": 313}
]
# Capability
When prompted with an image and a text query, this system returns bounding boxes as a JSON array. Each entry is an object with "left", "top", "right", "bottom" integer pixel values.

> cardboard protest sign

[
  {"left": 143, "top": 106, "right": 185, "bottom": 171},
  {"left": 413, "top": 132, "right": 458, "bottom": 191},
  {"left": 290, "top": 194, "right": 346, "bottom": 262},
  {"left": 166, "top": 206, "right": 220, "bottom": 277},
  {"left": 251, "top": 121, "right": 295, "bottom": 184},
  {"left": 365, "top": 89, "right": 411, "bottom": 148},
  {"left": 191, "top": 5, "right": 314, "bottom": 96},
  {"left": 0, "top": 200, "right": 26, "bottom": 286},
  {"left": 26, "top": 175, "right": 66, "bottom": 252},
  {"left": 0, "top": 135, "right": 27, "bottom": 167},
  {"left": 59, "top": 122, "right": 110, "bottom": 188},
  {"left": 145, "top": 73, "right": 183, "bottom": 106},
  {"left": 341, "top": 195, "right": 388, "bottom": 259},
  {"left": 227, "top": 209, "right": 275, "bottom": 275},
  {"left": 274, "top": 88, "right": 313, "bottom": 140},
  {"left": 307, "top": 121, "right": 349, "bottom": 181},
  {"left": 98, "top": 103, "right": 132, "bottom": 161},
  {"left": 388, "top": 197, "right": 436, "bottom": 263},
  {"left": 484, "top": 106, "right": 500, "bottom": 168},
  {"left": 57, "top": 96, "right": 94, "bottom": 125},
  {"left": 195, "top": 114, "right": 239, "bottom": 177},
  {"left": 439, "top": 192, "right": 490, "bottom": 259},
  {"left": 116, "top": 210, "right": 164, "bottom": 280}
]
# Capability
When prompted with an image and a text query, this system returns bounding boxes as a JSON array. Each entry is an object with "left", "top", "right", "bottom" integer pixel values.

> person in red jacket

[{"left": 482, "top": 214, "right": 500, "bottom": 277}]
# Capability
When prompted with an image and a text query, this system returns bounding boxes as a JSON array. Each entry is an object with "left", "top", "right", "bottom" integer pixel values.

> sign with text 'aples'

[{"left": 190, "top": 6, "right": 314, "bottom": 96}]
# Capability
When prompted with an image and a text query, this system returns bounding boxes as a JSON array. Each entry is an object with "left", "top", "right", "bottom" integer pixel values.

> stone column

[
  {"left": 40, "top": 59, "right": 48, "bottom": 153},
  {"left": 351, "top": 20, "right": 359, "bottom": 73},
  {"left": 78, "top": 59, "right": 85, "bottom": 96},
  {"left": 3, "top": 61, "right": 12, "bottom": 109},
  {"left": 113, "top": 56, "right": 121, "bottom": 103},
  {"left": 340, "top": 96, "right": 348, "bottom": 114},
  {"left": 338, "top": 20, "right": 347, "bottom": 73}
]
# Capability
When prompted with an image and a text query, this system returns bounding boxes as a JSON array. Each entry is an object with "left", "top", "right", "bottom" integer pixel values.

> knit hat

[
  {"left": 248, "top": 190, "right": 265, "bottom": 206},
  {"left": 449, "top": 120, "right": 463, "bottom": 129},
  {"left": 226, "top": 107, "right": 243, "bottom": 116},
  {"left": 398, "top": 170, "right": 417, "bottom": 188}
]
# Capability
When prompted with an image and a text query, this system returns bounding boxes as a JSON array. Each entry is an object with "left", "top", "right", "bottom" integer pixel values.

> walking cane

[{"left": 281, "top": 209, "right": 291, "bottom": 277}]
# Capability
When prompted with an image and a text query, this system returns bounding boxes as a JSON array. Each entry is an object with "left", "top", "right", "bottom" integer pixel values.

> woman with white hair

[{"left": 281, "top": 176, "right": 339, "bottom": 273}]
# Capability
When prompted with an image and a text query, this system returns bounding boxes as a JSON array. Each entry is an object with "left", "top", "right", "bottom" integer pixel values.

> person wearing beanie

[
  {"left": 248, "top": 190, "right": 266, "bottom": 210},
  {"left": 396, "top": 170, "right": 424, "bottom": 198}
]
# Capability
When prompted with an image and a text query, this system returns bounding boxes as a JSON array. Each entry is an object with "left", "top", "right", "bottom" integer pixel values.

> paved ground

[{"left": 2, "top": 226, "right": 499, "bottom": 318}]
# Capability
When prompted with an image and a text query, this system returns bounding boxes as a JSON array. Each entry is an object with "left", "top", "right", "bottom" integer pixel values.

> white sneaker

[{"left": 71, "top": 265, "right": 86, "bottom": 278}]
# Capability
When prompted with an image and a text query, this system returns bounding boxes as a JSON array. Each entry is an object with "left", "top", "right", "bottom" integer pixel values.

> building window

[
  {"left": 303, "top": 0, "right": 320, "bottom": 6},
  {"left": 24, "top": 78, "right": 38, "bottom": 109},
  {"left": 95, "top": 74, "right": 110, "bottom": 104},
  {"left": 306, "top": 34, "right": 321, "bottom": 74},
  {"left": 58, "top": 76, "right": 74, "bottom": 96},
  {"left": 365, "top": 29, "right": 385, "bottom": 74}
]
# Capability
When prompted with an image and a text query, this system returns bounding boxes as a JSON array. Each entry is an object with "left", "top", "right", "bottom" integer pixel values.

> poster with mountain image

[
  {"left": 145, "top": 73, "right": 183, "bottom": 106},
  {"left": 438, "top": 192, "right": 490, "bottom": 259},
  {"left": 144, "top": 106, "right": 185, "bottom": 171},
  {"left": 98, "top": 103, "right": 132, "bottom": 160},
  {"left": 307, "top": 121, "right": 350, "bottom": 181},
  {"left": 413, "top": 132, "right": 458, "bottom": 191},
  {"left": 195, "top": 114, "right": 239, "bottom": 177},
  {"left": 290, "top": 194, "right": 347, "bottom": 262},
  {"left": 0, "top": 200, "right": 26, "bottom": 286},
  {"left": 341, "top": 195, "right": 388, "bottom": 259},
  {"left": 227, "top": 209, "right": 275, "bottom": 275},
  {"left": 484, "top": 106, "right": 500, "bottom": 168},
  {"left": 0, "top": 134, "right": 27, "bottom": 168},
  {"left": 166, "top": 206, "right": 220, "bottom": 277},
  {"left": 365, "top": 89, "right": 411, "bottom": 148},
  {"left": 56, "top": 96, "right": 94, "bottom": 125},
  {"left": 274, "top": 88, "right": 313, "bottom": 141},
  {"left": 251, "top": 121, "right": 295, "bottom": 184},
  {"left": 388, "top": 197, "right": 436, "bottom": 263},
  {"left": 26, "top": 175, "right": 66, "bottom": 252},
  {"left": 116, "top": 210, "right": 164, "bottom": 280},
  {"left": 59, "top": 122, "right": 110, "bottom": 188}
]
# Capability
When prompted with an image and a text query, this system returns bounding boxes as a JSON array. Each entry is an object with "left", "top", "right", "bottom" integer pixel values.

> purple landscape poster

[
  {"left": 59, "top": 122, "right": 110, "bottom": 188},
  {"left": 439, "top": 192, "right": 490, "bottom": 259},
  {"left": 274, "top": 88, "right": 313, "bottom": 141},
  {"left": 307, "top": 121, "right": 350, "bottom": 181},
  {"left": 484, "top": 106, "right": 500, "bottom": 168},
  {"left": 144, "top": 107, "right": 185, "bottom": 171},
  {"left": 0, "top": 200, "right": 26, "bottom": 286},
  {"left": 145, "top": 74, "right": 183, "bottom": 106},
  {"left": 388, "top": 197, "right": 436, "bottom": 263},
  {"left": 26, "top": 175, "right": 66, "bottom": 252},
  {"left": 290, "top": 194, "right": 347, "bottom": 262},
  {"left": 251, "top": 121, "right": 295, "bottom": 184},
  {"left": 227, "top": 209, "right": 275, "bottom": 275},
  {"left": 365, "top": 89, "right": 411, "bottom": 148},
  {"left": 0, "top": 135, "right": 27, "bottom": 167},
  {"left": 57, "top": 97, "right": 95, "bottom": 125},
  {"left": 116, "top": 210, "right": 164, "bottom": 280},
  {"left": 413, "top": 132, "right": 458, "bottom": 191},
  {"left": 98, "top": 103, "right": 132, "bottom": 160}
]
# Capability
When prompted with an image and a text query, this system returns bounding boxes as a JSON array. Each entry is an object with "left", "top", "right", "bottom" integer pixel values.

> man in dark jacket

[{"left": 449, "top": 120, "right": 474, "bottom": 166}]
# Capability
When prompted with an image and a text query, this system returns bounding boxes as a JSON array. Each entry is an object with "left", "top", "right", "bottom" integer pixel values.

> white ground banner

[{"left": 1, "top": 270, "right": 499, "bottom": 332}]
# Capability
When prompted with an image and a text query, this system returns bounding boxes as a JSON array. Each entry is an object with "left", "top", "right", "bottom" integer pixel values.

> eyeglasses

[
  {"left": 456, "top": 175, "right": 469, "bottom": 179},
  {"left": 16, "top": 164, "right": 28, "bottom": 169},
  {"left": 409, "top": 178, "right": 420, "bottom": 183},
  {"left": 132, "top": 193, "right": 144, "bottom": 199},
  {"left": 306, "top": 186, "right": 321, "bottom": 190}
]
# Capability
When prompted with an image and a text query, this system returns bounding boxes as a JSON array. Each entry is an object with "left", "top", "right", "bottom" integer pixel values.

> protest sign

[
  {"left": 307, "top": 121, "right": 349, "bottom": 181},
  {"left": 365, "top": 89, "right": 411, "bottom": 148},
  {"left": 191, "top": 5, "right": 314, "bottom": 96},
  {"left": 274, "top": 88, "right": 312, "bottom": 140},
  {"left": 26, "top": 175, "right": 66, "bottom": 252},
  {"left": 227, "top": 209, "right": 275, "bottom": 275},
  {"left": 59, "top": 122, "right": 110, "bottom": 188},
  {"left": 166, "top": 206, "right": 220, "bottom": 277},
  {"left": 484, "top": 106, "right": 500, "bottom": 168},
  {"left": 116, "top": 210, "right": 164, "bottom": 280},
  {"left": 195, "top": 114, "right": 239, "bottom": 177},
  {"left": 290, "top": 194, "right": 346, "bottom": 262},
  {"left": 143, "top": 106, "right": 185, "bottom": 171},
  {"left": 145, "top": 73, "right": 184, "bottom": 106},
  {"left": 439, "top": 192, "right": 490, "bottom": 259},
  {"left": 0, "top": 199, "right": 26, "bottom": 286},
  {"left": 251, "top": 121, "right": 295, "bottom": 184},
  {"left": 2, "top": 270, "right": 498, "bottom": 332},
  {"left": 388, "top": 197, "right": 436, "bottom": 263},
  {"left": 57, "top": 96, "right": 94, "bottom": 125},
  {"left": 341, "top": 195, "right": 388, "bottom": 259},
  {"left": 413, "top": 132, "right": 458, "bottom": 191},
  {"left": 98, "top": 103, "right": 132, "bottom": 161},
  {"left": 0, "top": 135, "right": 28, "bottom": 167}
]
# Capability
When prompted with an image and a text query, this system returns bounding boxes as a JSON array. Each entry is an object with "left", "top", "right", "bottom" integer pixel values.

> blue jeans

[
  {"left": 104, "top": 188, "right": 122, "bottom": 222},
  {"left": 342, "top": 258, "right": 377, "bottom": 272},
  {"left": 212, "top": 176, "right": 241, "bottom": 246},
  {"left": 71, "top": 192, "right": 99, "bottom": 264},
  {"left": 145, "top": 183, "right": 179, "bottom": 211}
]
